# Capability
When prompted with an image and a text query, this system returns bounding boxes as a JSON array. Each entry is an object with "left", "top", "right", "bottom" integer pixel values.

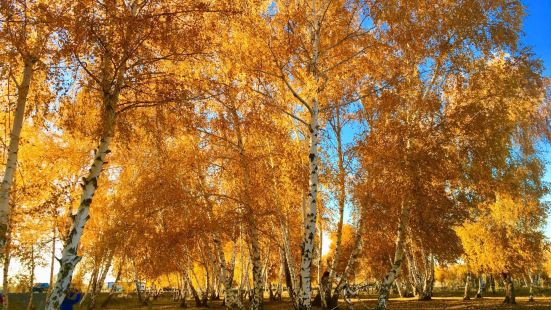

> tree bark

[
  {"left": 297, "top": 3, "right": 322, "bottom": 308},
  {"left": 463, "top": 270, "right": 471, "bottom": 300},
  {"left": 420, "top": 252, "right": 434, "bottom": 300},
  {"left": 101, "top": 262, "right": 122, "bottom": 309},
  {"left": 48, "top": 226, "right": 56, "bottom": 298},
  {"left": 214, "top": 238, "right": 243, "bottom": 310},
  {"left": 528, "top": 272, "right": 535, "bottom": 302},
  {"left": 476, "top": 274, "right": 484, "bottom": 298},
  {"left": 45, "top": 66, "right": 121, "bottom": 309},
  {"left": 0, "top": 58, "right": 35, "bottom": 252},
  {"left": 227, "top": 103, "right": 263, "bottom": 310},
  {"left": 404, "top": 245, "right": 422, "bottom": 298},
  {"left": 27, "top": 245, "right": 35, "bottom": 310},
  {"left": 2, "top": 215, "right": 12, "bottom": 310},
  {"left": 266, "top": 147, "right": 297, "bottom": 306},
  {"left": 298, "top": 97, "right": 320, "bottom": 310},
  {"left": 376, "top": 200, "right": 409, "bottom": 310},
  {"left": 328, "top": 104, "right": 346, "bottom": 284},
  {"left": 184, "top": 271, "right": 202, "bottom": 307},
  {"left": 248, "top": 227, "right": 264, "bottom": 310},
  {"left": 331, "top": 214, "right": 364, "bottom": 307},
  {"left": 89, "top": 250, "right": 114, "bottom": 309},
  {"left": 81, "top": 263, "right": 100, "bottom": 306},
  {"left": 502, "top": 273, "right": 515, "bottom": 304}
]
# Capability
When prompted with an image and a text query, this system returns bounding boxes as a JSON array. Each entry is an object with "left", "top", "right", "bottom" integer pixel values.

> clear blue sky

[{"left": 521, "top": 0, "right": 551, "bottom": 237}]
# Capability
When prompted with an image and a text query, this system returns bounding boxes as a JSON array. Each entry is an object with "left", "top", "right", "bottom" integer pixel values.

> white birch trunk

[
  {"left": 376, "top": 201, "right": 409, "bottom": 310},
  {"left": 27, "top": 245, "right": 35, "bottom": 310},
  {"left": 248, "top": 227, "right": 264, "bottom": 310},
  {"left": 420, "top": 252, "right": 434, "bottom": 300},
  {"left": 2, "top": 215, "right": 11, "bottom": 310},
  {"left": 0, "top": 59, "right": 35, "bottom": 251},
  {"left": 328, "top": 104, "right": 346, "bottom": 287},
  {"left": 101, "top": 260, "right": 123, "bottom": 308},
  {"left": 298, "top": 99, "right": 320, "bottom": 310},
  {"left": 528, "top": 272, "right": 535, "bottom": 302},
  {"left": 404, "top": 245, "right": 422, "bottom": 297},
  {"left": 297, "top": 1, "right": 322, "bottom": 307},
  {"left": 281, "top": 221, "right": 299, "bottom": 303},
  {"left": 48, "top": 226, "right": 56, "bottom": 295},
  {"left": 89, "top": 250, "right": 114, "bottom": 309},
  {"left": 503, "top": 273, "right": 516, "bottom": 304},
  {"left": 267, "top": 147, "right": 300, "bottom": 306},
  {"left": 45, "top": 91, "right": 118, "bottom": 309},
  {"left": 214, "top": 238, "right": 244, "bottom": 310},
  {"left": 332, "top": 214, "right": 364, "bottom": 304},
  {"left": 463, "top": 270, "right": 471, "bottom": 300},
  {"left": 228, "top": 104, "right": 263, "bottom": 310},
  {"left": 476, "top": 273, "right": 483, "bottom": 298}
]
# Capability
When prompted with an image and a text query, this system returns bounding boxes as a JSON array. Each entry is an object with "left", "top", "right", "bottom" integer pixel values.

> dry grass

[
  {"left": 5, "top": 292, "right": 551, "bottom": 309},
  {"left": 94, "top": 296, "right": 551, "bottom": 309}
]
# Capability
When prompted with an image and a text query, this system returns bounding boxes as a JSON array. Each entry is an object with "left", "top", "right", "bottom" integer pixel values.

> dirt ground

[
  {"left": 96, "top": 296, "right": 551, "bottom": 309},
  {"left": 5, "top": 292, "right": 551, "bottom": 309}
]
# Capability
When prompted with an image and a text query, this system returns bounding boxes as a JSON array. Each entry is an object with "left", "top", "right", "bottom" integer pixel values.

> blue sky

[{"left": 521, "top": 0, "right": 551, "bottom": 237}]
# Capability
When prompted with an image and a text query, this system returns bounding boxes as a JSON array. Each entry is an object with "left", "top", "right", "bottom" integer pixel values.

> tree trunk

[
  {"left": 421, "top": 253, "right": 434, "bottom": 300},
  {"left": 476, "top": 274, "right": 484, "bottom": 298},
  {"left": 45, "top": 86, "right": 118, "bottom": 309},
  {"left": 89, "top": 250, "right": 114, "bottom": 309},
  {"left": 316, "top": 218, "right": 324, "bottom": 309},
  {"left": 214, "top": 238, "right": 243, "bottom": 310},
  {"left": 326, "top": 105, "right": 347, "bottom": 308},
  {"left": 298, "top": 96, "right": 320, "bottom": 310},
  {"left": 404, "top": 246, "right": 422, "bottom": 298},
  {"left": 0, "top": 58, "right": 35, "bottom": 252},
  {"left": 502, "top": 273, "right": 515, "bottom": 304},
  {"left": 179, "top": 280, "right": 188, "bottom": 308},
  {"left": 185, "top": 271, "right": 202, "bottom": 307},
  {"left": 48, "top": 226, "right": 56, "bottom": 298},
  {"left": 463, "top": 270, "right": 471, "bottom": 300},
  {"left": 376, "top": 201, "right": 409, "bottom": 310},
  {"left": 489, "top": 274, "right": 495, "bottom": 294},
  {"left": 528, "top": 272, "right": 535, "bottom": 302},
  {"left": 248, "top": 227, "right": 264, "bottom": 310},
  {"left": 330, "top": 214, "right": 364, "bottom": 308},
  {"left": 297, "top": 6, "right": 322, "bottom": 306},
  {"left": 266, "top": 146, "right": 297, "bottom": 307},
  {"left": 395, "top": 279, "right": 403, "bottom": 298},
  {"left": 2, "top": 216, "right": 12, "bottom": 310},
  {"left": 101, "top": 262, "right": 122, "bottom": 309},
  {"left": 27, "top": 245, "right": 35, "bottom": 310},
  {"left": 81, "top": 263, "right": 100, "bottom": 306},
  {"left": 227, "top": 103, "right": 263, "bottom": 310}
]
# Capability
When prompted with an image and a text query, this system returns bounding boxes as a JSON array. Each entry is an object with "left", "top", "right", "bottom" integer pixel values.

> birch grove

[{"left": 0, "top": 0, "right": 550, "bottom": 310}]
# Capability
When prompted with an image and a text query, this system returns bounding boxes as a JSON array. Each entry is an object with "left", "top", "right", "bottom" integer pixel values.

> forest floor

[
  {"left": 97, "top": 296, "right": 551, "bottom": 310},
  {"left": 5, "top": 291, "right": 551, "bottom": 309}
]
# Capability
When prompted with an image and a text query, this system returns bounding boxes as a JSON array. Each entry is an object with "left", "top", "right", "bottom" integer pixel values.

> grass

[{"left": 4, "top": 288, "right": 551, "bottom": 309}]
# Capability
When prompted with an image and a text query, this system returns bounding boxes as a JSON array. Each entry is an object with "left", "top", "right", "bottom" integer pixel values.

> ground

[
  {"left": 4, "top": 289, "right": 551, "bottom": 309},
  {"left": 78, "top": 296, "right": 551, "bottom": 309}
]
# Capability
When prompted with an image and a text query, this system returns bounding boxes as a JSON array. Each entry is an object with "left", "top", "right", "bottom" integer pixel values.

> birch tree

[
  {"left": 245, "top": 1, "right": 374, "bottom": 307},
  {"left": 46, "top": 0, "right": 219, "bottom": 307},
  {"left": 0, "top": 0, "right": 65, "bottom": 255}
]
